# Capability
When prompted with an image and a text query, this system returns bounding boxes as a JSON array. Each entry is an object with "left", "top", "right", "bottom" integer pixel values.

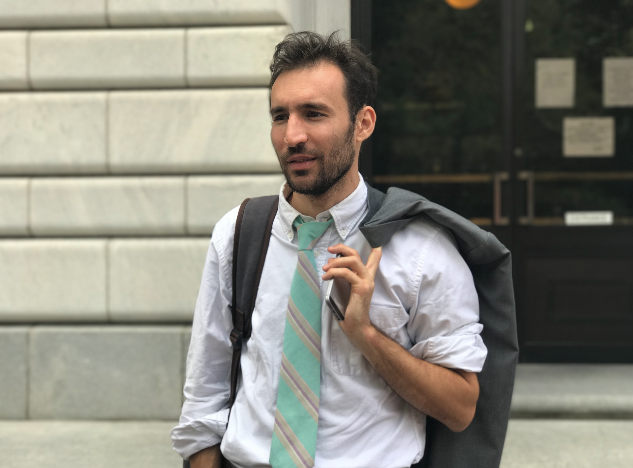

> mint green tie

[{"left": 270, "top": 216, "right": 333, "bottom": 468}]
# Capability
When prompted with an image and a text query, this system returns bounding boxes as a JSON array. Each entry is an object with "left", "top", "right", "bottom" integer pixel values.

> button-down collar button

[{"left": 340, "top": 230, "right": 347, "bottom": 236}]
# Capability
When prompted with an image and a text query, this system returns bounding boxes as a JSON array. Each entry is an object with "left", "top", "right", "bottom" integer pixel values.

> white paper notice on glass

[
  {"left": 565, "top": 211, "right": 614, "bottom": 226},
  {"left": 563, "top": 117, "right": 615, "bottom": 157},
  {"left": 536, "top": 58, "right": 575, "bottom": 108},
  {"left": 603, "top": 57, "right": 633, "bottom": 107}
]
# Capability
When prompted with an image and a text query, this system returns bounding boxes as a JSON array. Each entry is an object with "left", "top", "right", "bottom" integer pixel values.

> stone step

[
  {"left": 0, "top": 421, "right": 181, "bottom": 468},
  {"left": 511, "top": 364, "right": 633, "bottom": 418},
  {"left": 1, "top": 420, "right": 632, "bottom": 468},
  {"left": 501, "top": 420, "right": 633, "bottom": 468}
]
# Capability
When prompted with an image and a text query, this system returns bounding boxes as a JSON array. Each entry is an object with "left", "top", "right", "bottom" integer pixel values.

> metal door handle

[
  {"left": 493, "top": 172, "right": 510, "bottom": 225},
  {"left": 517, "top": 171, "right": 535, "bottom": 225}
]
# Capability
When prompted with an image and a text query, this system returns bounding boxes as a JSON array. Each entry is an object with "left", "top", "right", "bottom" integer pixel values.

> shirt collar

[{"left": 277, "top": 175, "right": 368, "bottom": 242}]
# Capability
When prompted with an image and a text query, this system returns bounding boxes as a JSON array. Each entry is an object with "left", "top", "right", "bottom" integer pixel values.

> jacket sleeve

[
  {"left": 406, "top": 226, "right": 488, "bottom": 373},
  {"left": 171, "top": 208, "right": 237, "bottom": 460}
]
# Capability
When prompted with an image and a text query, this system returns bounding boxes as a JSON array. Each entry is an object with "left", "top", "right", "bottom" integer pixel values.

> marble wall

[{"left": 0, "top": 0, "right": 349, "bottom": 419}]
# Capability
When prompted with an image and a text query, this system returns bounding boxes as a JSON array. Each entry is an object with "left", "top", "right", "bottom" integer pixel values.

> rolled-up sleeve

[
  {"left": 171, "top": 210, "right": 236, "bottom": 460},
  {"left": 407, "top": 226, "right": 487, "bottom": 372}
]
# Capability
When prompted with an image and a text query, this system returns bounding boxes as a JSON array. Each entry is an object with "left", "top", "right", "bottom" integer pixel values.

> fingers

[
  {"left": 322, "top": 245, "right": 382, "bottom": 281},
  {"left": 365, "top": 247, "right": 382, "bottom": 277}
]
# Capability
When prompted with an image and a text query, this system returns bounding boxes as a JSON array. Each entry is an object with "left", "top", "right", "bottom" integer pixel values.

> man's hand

[
  {"left": 322, "top": 244, "right": 479, "bottom": 432},
  {"left": 321, "top": 244, "right": 382, "bottom": 342},
  {"left": 190, "top": 444, "right": 222, "bottom": 468}
]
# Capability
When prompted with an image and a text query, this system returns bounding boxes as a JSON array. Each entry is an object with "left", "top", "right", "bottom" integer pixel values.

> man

[{"left": 172, "top": 31, "right": 487, "bottom": 468}]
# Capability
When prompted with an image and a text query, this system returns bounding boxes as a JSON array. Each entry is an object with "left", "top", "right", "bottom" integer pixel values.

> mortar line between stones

[
  {"left": 184, "top": 177, "right": 189, "bottom": 235},
  {"left": 25, "top": 326, "right": 32, "bottom": 419},
  {"left": 26, "top": 178, "right": 33, "bottom": 237},
  {"left": 105, "top": 239, "right": 111, "bottom": 321},
  {"left": 105, "top": 0, "right": 112, "bottom": 27},
  {"left": 25, "top": 31, "right": 33, "bottom": 90},
  {"left": 184, "top": 28, "right": 190, "bottom": 87},
  {"left": 105, "top": 91, "right": 110, "bottom": 174}
]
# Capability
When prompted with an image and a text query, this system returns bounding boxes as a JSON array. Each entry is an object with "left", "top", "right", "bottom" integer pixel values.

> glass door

[
  {"left": 369, "top": 0, "right": 509, "bottom": 236},
  {"left": 515, "top": 0, "right": 633, "bottom": 361},
  {"left": 358, "top": 0, "right": 633, "bottom": 362}
]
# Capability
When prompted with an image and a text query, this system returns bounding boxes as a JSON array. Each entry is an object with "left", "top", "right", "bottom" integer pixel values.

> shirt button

[
  {"left": 340, "top": 230, "right": 347, "bottom": 236},
  {"left": 314, "top": 250, "right": 320, "bottom": 257}
]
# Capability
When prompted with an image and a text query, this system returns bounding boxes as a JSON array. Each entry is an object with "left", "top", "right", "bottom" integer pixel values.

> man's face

[{"left": 270, "top": 61, "right": 357, "bottom": 197}]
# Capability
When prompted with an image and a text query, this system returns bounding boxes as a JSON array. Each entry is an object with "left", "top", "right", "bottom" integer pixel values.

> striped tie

[{"left": 270, "top": 216, "right": 333, "bottom": 468}]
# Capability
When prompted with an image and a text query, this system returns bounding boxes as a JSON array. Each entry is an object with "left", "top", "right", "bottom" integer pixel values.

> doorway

[{"left": 353, "top": 0, "right": 633, "bottom": 362}]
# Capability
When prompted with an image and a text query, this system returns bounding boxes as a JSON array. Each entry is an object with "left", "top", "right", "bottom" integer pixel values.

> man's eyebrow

[
  {"left": 270, "top": 106, "right": 285, "bottom": 115},
  {"left": 300, "top": 102, "right": 332, "bottom": 112},
  {"left": 269, "top": 102, "right": 333, "bottom": 115}
]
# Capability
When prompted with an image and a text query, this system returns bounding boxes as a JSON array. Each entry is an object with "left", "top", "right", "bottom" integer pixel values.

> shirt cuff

[
  {"left": 171, "top": 408, "right": 229, "bottom": 460},
  {"left": 409, "top": 323, "right": 488, "bottom": 372}
]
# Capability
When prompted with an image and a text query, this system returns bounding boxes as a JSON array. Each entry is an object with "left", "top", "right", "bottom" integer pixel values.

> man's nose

[{"left": 284, "top": 114, "right": 308, "bottom": 148}]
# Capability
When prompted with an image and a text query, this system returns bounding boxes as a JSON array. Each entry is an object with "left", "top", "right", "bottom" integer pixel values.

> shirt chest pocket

[{"left": 329, "top": 304, "right": 410, "bottom": 376}]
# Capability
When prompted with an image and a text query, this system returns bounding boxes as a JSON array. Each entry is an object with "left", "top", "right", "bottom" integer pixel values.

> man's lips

[{"left": 286, "top": 154, "right": 317, "bottom": 170}]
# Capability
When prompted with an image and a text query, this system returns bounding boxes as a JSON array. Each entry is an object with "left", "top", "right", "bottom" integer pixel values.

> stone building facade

[{"left": 0, "top": 0, "right": 349, "bottom": 421}]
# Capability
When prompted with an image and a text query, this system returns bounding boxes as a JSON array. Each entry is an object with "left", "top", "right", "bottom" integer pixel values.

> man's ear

[{"left": 355, "top": 105, "right": 377, "bottom": 143}]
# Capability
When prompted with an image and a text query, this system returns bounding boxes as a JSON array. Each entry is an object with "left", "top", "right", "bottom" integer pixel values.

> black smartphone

[{"left": 324, "top": 254, "right": 351, "bottom": 321}]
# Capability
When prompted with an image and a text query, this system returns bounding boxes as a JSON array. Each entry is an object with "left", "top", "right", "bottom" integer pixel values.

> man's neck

[{"left": 289, "top": 170, "right": 361, "bottom": 219}]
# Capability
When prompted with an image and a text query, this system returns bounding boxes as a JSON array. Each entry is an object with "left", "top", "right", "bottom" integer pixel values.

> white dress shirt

[{"left": 171, "top": 178, "right": 487, "bottom": 468}]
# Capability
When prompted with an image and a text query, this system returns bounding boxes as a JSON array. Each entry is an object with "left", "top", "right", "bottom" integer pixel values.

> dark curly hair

[{"left": 269, "top": 31, "right": 378, "bottom": 122}]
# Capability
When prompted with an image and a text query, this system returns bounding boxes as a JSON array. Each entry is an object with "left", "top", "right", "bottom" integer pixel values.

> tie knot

[{"left": 293, "top": 216, "right": 333, "bottom": 251}]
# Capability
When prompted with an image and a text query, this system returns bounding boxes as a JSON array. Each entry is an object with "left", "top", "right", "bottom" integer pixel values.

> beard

[{"left": 277, "top": 124, "right": 356, "bottom": 198}]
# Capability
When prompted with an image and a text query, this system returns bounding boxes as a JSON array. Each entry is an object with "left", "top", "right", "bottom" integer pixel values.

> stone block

[
  {"left": 0, "top": 32, "right": 28, "bottom": 90},
  {"left": 0, "top": 0, "right": 106, "bottom": 28},
  {"left": 0, "top": 327, "right": 28, "bottom": 419},
  {"left": 0, "top": 240, "right": 107, "bottom": 322},
  {"left": 108, "top": 239, "right": 209, "bottom": 321},
  {"left": 29, "top": 326, "right": 183, "bottom": 419},
  {"left": 0, "top": 421, "right": 182, "bottom": 468},
  {"left": 512, "top": 363, "right": 633, "bottom": 417},
  {"left": 0, "top": 93, "right": 106, "bottom": 175},
  {"left": 30, "top": 177, "right": 186, "bottom": 236},
  {"left": 108, "top": 0, "right": 291, "bottom": 26},
  {"left": 187, "top": 174, "right": 283, "bottom": 234},
  {"left": 108, "top": 89, "right": 278, "bottom": 173},
  {"left": 0, "top": 178, "right": 28, "bottom": 236},
  {"left": 30, "top": 29, "right": 185, "bottom": 89},
  {"left": 187, "top": 26, "right": 291, "bottom": 87},
  {"left": 501, "top": 420, "right": 633, "bottom": 468}
]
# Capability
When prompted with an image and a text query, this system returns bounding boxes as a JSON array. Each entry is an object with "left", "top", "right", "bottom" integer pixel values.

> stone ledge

[
  {"left": 108, "top": 238, "right": 209, "bottom": 322},
  {"left": 29, "top": 326, "right": 186, "bottom": 420},
  {"left": 30, "top": 29, "right": 185, "bottom": 89},
  {"left": 0, "top": 93, "right": 107, "bottom": 175},
  {"left": 187, "top": 25, "right": 291, "bottom": 87},
  {"left": 187, "top": 174, "right": 283, "bottom": 234},
  {"left": 109, "top": 89, "right": 277, "bottom": 173},
  {"left": 511, "top": 364, "right": 633, "bottom": 417},
  {"left": 501, "top": 420, "right": 633, "bottom": 468},
  {"left": 0, "top": 240, "right": 107, "bottom": 322},
  {"left": 0, "top": 178, "right": 28, "bottom": 236},
  {"left": 0, "top": 0, "right": 107, "bottom": 28},
  {"left": 30, "top": 177, "right": 186, "bottom": 236},
  {"left": 0, "top": 327, "right": 28, "bottom": 419},
  {"left": 0, "top": 421, "right": 181, "bottom": 468},
  {"left": 108, "top": 0, "right": 291, "bottom": 27},
  {"left": 0, "top": 32, "right": 28, "bottom": 90}
]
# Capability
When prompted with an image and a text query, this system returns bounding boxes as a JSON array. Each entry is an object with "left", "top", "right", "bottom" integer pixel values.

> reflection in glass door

[
  {"left": 516, "top": 0, "right": 633, "bottom": 361},
  {"left": 370, "top": 0, "right": 507, "bottom": 228},
  {"left": 359, "top": 0, "right": 633, "bottom": 362}
]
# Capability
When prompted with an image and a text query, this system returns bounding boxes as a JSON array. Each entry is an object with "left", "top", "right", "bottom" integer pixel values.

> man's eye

[
  {"left": 307, "top": 111, "right": 325, "bottom": 118},
  {"left": 272, "top": 114, "right": 288, "bottom": 122}
]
